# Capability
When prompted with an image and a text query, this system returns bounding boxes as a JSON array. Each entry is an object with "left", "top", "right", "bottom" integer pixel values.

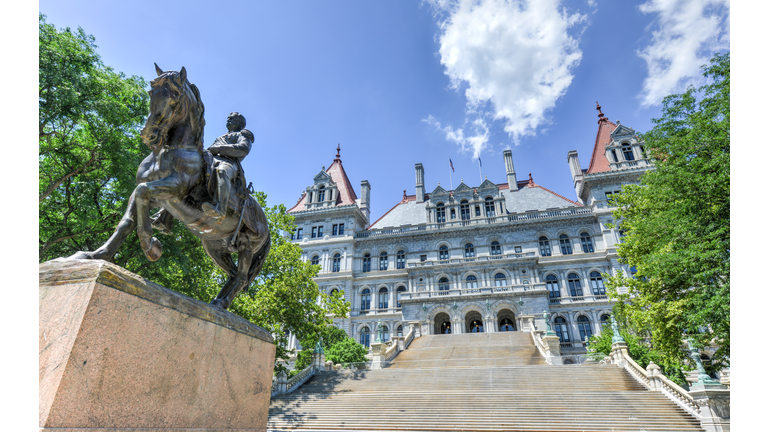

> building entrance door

[{"left": 434, "top": 312, "right": 451, "bottom": 335}]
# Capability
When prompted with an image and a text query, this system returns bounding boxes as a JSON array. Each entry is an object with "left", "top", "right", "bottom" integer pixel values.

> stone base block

[{"left": 39, "top": 259, "right": 275, "bottom": 431}]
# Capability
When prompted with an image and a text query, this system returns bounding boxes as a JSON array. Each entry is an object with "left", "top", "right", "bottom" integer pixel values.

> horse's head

[{"left": 141, "top": 64, "right": 205, "bottom": 151}]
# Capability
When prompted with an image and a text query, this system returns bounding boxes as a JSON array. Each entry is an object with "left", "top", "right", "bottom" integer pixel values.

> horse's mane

[{"left": 153, "top": 71, "right": 206, "bottom": 152}]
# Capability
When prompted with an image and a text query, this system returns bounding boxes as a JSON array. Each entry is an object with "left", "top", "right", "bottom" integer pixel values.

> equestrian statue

[{"left": 70, "top": 64, "right": 271, "bottom": 311}]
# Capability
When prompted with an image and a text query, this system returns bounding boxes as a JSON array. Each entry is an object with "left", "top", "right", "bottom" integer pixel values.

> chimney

[
  {"left": 567, "top": 150, "right": 584, "bottom": 203},
  {"left": 415, "top": 163, "right": 425, "bottom": 203},
  {"left": 360, "top": 180, "right": 371, "bottom": 223},
  {"left": 503, "top": 150, "right": 518, "bottom": 191}
]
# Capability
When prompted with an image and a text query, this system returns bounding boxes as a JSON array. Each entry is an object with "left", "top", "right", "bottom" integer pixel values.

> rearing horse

[{"left": 71, "top": 65, "right": 271, "bottom": 311}]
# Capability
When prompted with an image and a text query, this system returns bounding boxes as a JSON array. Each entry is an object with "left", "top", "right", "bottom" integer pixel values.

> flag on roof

[
  {"left": 479, "top": 157, "right": 482, "bottom": 167},
  {"left": 449, "top": 158, "right": 455, "bottom": 172}
]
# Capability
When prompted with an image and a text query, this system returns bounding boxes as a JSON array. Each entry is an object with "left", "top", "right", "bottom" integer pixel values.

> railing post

[
  {"left": 646, "top": 361, "right": 661, "bottom": 390},
  {"left": 311, "top": 336, "right": 326, "bottom": 372},
  {"left": 276, "top": 370, "right": 288, "bottom": 395},
  {"left": 686, "top": 339, "right": 730, "bottom": 432}
]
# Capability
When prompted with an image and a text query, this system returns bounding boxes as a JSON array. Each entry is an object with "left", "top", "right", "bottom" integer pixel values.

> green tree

[
  {"left": 39, "top": 14, "right": 149, "bottom": 260},
  {"left": 294, "top": 324, "right": 352, "bottom": 371},
  {"left": 326, "top": 338, "right": 368, "bottom": 365},
  {"left": 605, "top": 53, "right": 730, "bottom": 371}
]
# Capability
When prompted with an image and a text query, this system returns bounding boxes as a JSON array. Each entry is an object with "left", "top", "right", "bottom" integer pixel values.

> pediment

[
  {"left": 610, "top": 124, "right": 635, "bottom": 138},
  {"left": 430, "top": 185, "right": 448, "bottom": 196},
  {"left": 478, "top": 179, "right": 498, "bottom": 190},
  {"left": 313, "top": 170, "right": 334, "bottom": 184},
  {"left": 454, "top": 182, "right": 472, "bottom": 193}
]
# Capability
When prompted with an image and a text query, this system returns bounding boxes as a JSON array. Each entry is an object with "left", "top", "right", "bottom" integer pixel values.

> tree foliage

[
  {"left": 38, "top": 15, "right": 351, "bottom": 373},
  {"left": 39, "top": 14, "right": 150, "bottom": 260},
  {"left": 326, "top": 338, "right": 368, "bottom": 365},
  {"left": 605, "top": 53, "right": 730, "bottom": 371},
  {"left": 294, "top": 324, "right": 355, "bottom": 371}
]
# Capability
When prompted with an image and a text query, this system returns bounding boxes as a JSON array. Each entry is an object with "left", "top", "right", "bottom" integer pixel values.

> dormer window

[
  {"left": 460, "top": 200, "right": 470, "bottom": 220},
  {"left": 611, "top": 149, "right": 619, "bottom": 163},
  {"left": 436, "top": 203, "right": 446, "bottom": 223},
  {"left": 485, "top": 197, "right": 495, "bottom": 217},
  {"left": 317, "top": 186, "right": 325, "bottom": 202},
  {"left": 622, "top": 144, "right": 635, "bottom": 161}
]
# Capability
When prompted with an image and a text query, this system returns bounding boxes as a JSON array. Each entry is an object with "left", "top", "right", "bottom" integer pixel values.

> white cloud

[
  {"left": 636, "top": 0, "right": 730, "bottom": 107},
  {"left": 424, "top": 115, "right": 490, "bottom": 158},
  {"left": 425, "top": 0, "right": 586, "bottom": 147}
]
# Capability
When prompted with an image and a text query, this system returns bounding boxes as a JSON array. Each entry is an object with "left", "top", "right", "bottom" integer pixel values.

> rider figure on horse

[{"left": 202, "top": 112, "right": 253, "bottom": 221}]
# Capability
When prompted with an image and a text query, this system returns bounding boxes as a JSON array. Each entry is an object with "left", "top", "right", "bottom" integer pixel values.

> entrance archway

[
  {"left": 465, "top": 311, "right": 484, "bottom": 333},
  {"left": 434, "top": 312, "right": 452, "bottom": 335},
  {"left": 497, "top": 308, "right": 516, "bottom": 331}
]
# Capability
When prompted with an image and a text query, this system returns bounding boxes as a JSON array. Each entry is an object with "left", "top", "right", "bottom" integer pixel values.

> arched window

[
  {"left": 567, "top": 273, "right": 583, "bottom": 297},
  {"left": 396, "top": 286, "right": 406, "bottom": 308},
  {"left": 359, "top": 326, "right": 370, "bottom": 347},
  {"left": 554, "top": 316, "right": 570, "bottom": 342},
  {"left": 396, "top": 325, "right": 403, "bottom": 337},
  {"left": 439, "top": 245, "right": 449, "bottom": 261},
  {"left": 436, "top": 203, "right": 446, "bottom": 223},
  {"left": 379, "top": 251, "right": 388, "bottom": 271},
  {"left": 438, "top": 277, "right": 449, "bottom": 295},
  {"left": 382, "top": 325, "right": 390, "bottom": 342},
  {"left": 396, "top": 250, "right": 405, "bottom": 269},
  {"left": 332, "top": 253, "right": 341, "bottom": 272},
  {"left": 539, "top": 236, "right": 551, "bottom": 257},
  {"left": 310, "top": 255, "right": 320, "bottom": 266},
  {"left": 580, "top": 232, "right": 594, "bottom": 253},
  {"left": 362, "top": 253, "right": 371, "bottom": 272},
  {"left": 494, "top": 272, "right": 507, "bottom": 287},
  {"left": 577, "top": 315, "right": 593, "bottom": 341},
  {"left": 466, "top": 275, "right": 478, "bottom": 289},
  {"left": 378, "top": 287, "right": 389, "bottom": 309},
  {"left": 600, "top": 314, "right": 610, "bottom": 327},
  {"left": 546, "top": 274, "right": 560, "bottom": 299},
  {"left": 329, "top": 288, "right": 339, "bottom": 297},
  {"left": 490, "top": 241, "right": 501, "bottom": 256},
  {"left": 317, "top": 186, "right": 325, "bottom": 202},
  {"left": 590, "top": 271, "right": 606, "bottom": 295},
  {"left": 464, "top": 243, "right": 475, "bottom": 258},
  {"left": 460, "top": 200, "right": 470, "bottom": 220},
  {"left": 360, "top": 289, "right": 371, "bottom": 310},
  {"left": 559, "top": 234, "right": 573, "bottom": 255},
  {"left": 622, "top": 143, "right": 635, "bottom": 161},
  {"left": 485, "top": 197, "right": 496, "bottom": 217}
]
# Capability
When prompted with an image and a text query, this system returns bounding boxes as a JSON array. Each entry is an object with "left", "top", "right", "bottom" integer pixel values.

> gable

[
  {"left": 454, "top": 182, "right": 472, "bottom": 193},
  {"left": 430, "top": 185, "right": 448, "bottom": 196},
  {"left": 478, "top": 178, "right": 498, "bottom": 190},
  {"left": 313, "top": 171, "right": 333, "bottom": 183},
  {"left": 610, "top": 124, "right": 635, "bottom": 138}
]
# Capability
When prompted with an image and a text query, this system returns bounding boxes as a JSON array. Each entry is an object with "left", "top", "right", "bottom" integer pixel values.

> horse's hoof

[
  {"left": 69, "top": 251, "right": 93, "bottom": 260},
  {"left": 210, "top": 298, "right": 229, "bottom": 310},
  {"left": 144, "top": 237, "right": 163, "bottom": 262}
]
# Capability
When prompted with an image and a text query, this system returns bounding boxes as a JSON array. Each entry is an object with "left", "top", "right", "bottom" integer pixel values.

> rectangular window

[
  {"left": 332, "top": 224, "right": 338, "bottom": 235},
  {"left": 420, "top": 254, "right": 427, "bottom": 262},
  {"left": 611, "top": 149, "right": 619, "bottom": 162},
  {"left": 317, "top": 226, "right": 323, "bottom": 237},
  {"left": 450, "top": 209, "right": 456, "bottom": 219},
  {"left": 295, "top": 228, "right": 303, "bottom": 240},
  {"left": 311, "top": 227, "right": 317, "bottom": 238},
  {"left": 338, "top": 223, "right": 344, "bottom": 235},
  {"left": 514, "top": 246, "right": 522, "bottom": 253},
  {"left": 475, "top": 206, "right": 481, "bottom": 217}
]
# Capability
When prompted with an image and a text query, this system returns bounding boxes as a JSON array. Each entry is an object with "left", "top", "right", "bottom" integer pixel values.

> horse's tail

[{"left": 247, "top": 233, "right": 271, "bottom": 284}]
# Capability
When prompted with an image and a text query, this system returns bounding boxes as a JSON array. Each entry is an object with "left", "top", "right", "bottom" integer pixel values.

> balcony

[
  {"left": 401, "top": 283, "right": 546, "bottom": 300},
  {"left": 548, "top": 294, "right": 610, "bottom": 306},
  {"left": 408, "top": 252, "right": 535, "bottom": 268},
  {"left": 355, "top": 206, "right": 595, "bottom": 240}
]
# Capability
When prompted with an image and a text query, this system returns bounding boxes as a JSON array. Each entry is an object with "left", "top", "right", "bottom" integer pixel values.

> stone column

[{"left": 275, "top": 371, "right": 288, "bottom": 395}]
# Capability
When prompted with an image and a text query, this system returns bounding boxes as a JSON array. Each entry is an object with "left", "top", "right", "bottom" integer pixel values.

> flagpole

[
  {"left": 449, "top": 160, "right": 453, "bottom": 190},
  {"left": 478, "top": 158, "right": 483, "bottom": 184}
]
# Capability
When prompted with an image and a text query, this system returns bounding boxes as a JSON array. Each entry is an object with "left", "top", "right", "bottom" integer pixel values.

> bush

[
  {"left": 326, "top": 338, "right": 368, "bottom": 365},
  {"left": 293, "top": 326, "right": 351, "bottom": 371}
]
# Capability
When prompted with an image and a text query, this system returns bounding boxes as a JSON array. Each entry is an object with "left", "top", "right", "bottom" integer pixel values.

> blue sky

[{"left": 37, "top": 0, "right": 729, "bottom": 220}]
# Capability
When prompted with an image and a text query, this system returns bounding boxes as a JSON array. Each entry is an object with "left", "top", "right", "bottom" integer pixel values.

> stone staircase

[{"left": 269, "top": 333, "right": 704, "bottom": 431}]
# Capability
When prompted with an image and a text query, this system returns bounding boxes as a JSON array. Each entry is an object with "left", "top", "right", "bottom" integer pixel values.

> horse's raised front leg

[
  {"left": 70, "top": 190, "right": 138, "bottom": 261},
  {"left": 134, "top": 174, "right": 186, "bottom": 261}
]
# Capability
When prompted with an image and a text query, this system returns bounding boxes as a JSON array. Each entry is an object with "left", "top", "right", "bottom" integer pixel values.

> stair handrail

[
  {"left": 619, "top": 352, "right": 702, "bottom": 417},
  {"left": 384, "top": 339, "right": 399, "bottom": 362},
  {"left": 528, "top": 318, "right": 552, "bottom": 364},
  {"left": 403, "top": 326, "right": 415, "bottom": 349},
  {"left": 285, "top": 364, "right": 316, "bottom": 394}
]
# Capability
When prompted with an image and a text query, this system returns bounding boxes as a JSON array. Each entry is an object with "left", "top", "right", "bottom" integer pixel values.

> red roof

[
  {"left": 586, "top": 102, "right": 617, "bottom": 174},
  {"left": 288, "top": 148, "right": 359, "bottom": 213}
]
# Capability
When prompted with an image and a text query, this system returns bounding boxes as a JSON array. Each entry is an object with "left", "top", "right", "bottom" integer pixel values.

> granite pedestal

[{"left": 39, "top": 259, "right": 275, "bottom": 431}]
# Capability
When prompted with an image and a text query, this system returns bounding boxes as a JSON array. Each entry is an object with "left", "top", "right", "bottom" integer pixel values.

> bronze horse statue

[{"left": 71, "top": 65, "right": 271, "bottom": 310}]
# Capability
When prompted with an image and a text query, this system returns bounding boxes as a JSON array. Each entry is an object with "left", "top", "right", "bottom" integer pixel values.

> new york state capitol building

[{"left": 286, "top": 107, "right": 651, "bottom": 357}]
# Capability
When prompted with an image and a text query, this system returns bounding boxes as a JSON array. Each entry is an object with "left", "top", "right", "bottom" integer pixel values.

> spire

[
  {"left": 334, "top": 144, "right": 341, "bottom": 163},
  {"left": 528, "top": 173, "right": 535, "bottom": 186},
  {"left": 596, "top": 101, "right": 608, "bottom": 124}
]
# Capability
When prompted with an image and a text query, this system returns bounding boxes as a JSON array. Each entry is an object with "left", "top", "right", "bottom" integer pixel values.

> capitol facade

[{"left": 286, "top": 106, "right": 652, "bottom": 357}]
